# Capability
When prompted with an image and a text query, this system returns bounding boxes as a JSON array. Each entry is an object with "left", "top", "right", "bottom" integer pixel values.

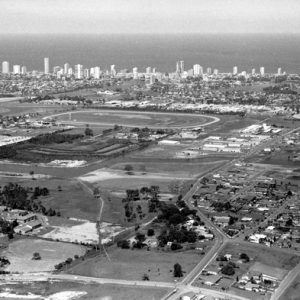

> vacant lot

[
  {"left": 1, "top": 281, "right": 169, "bottom": 300},
  {"left": 279, "top": 274, "right": 300, "bottom": 300},
  {"left": 1, "top": 238, "right": 86, "bottom": 272},
  {"left": 68, "top": 246, "right": 204, "bottom": 282}
]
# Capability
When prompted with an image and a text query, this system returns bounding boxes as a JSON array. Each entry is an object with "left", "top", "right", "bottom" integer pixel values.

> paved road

[
  {"left": 270, "top": 262, "right": 300, "bottom": 300},
  {"left": 43, "top": 109, "right": 220, "bottom": 129},
  {"left": 1, "top": 273, "right": 248, "bottom": 300}
]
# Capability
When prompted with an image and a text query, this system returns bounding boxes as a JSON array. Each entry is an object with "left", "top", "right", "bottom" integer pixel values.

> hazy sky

[{"left": 1, "top": 0, "right": 300, "bottom": 34}]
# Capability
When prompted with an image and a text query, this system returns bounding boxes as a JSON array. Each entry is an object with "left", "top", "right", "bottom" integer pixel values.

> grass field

[
  {"left": 0, "top": 176, "right": 99, "bottom": 221},
  {"left": 1, "top": 238, "right": 86, "bottom": 272},
  {"left": 1, "top": 281, "right": 170, "bottom": 300},
  {"left": 279, "top": 274, "right": 300, "bottom": 300},
  {"left": 216, "top": 242, "right": 300, "bottom": 279},
  {"left": 53, "top": 109, "right": 216, "bottom": 129},
  {"left": 67, "top": 246, "right": 204, "bottom": 282}
]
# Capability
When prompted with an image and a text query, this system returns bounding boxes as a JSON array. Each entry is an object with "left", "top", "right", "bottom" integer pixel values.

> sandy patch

[
  {"left": 41, "top": 221, "right": 123, "bottom": 245},
  {"left": 47, "top": 291, "right": 87, "bottom": 300},
  {"left": 79, "top": 168, "right": 192, "bottom": 183}
]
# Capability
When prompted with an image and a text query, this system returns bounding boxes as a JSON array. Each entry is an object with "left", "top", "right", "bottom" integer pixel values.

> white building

[
  {"left": 64, "top": 63, "right": 70, "bottom": 74},
  {"left": 193, "top": 64, "right": 203, "bottom": 76},
  {"left": 13, "top": 65, "right": 21, "bottom": 74},
  {"left": 133, "top": 67, "right": 138, "bottom": 79},
  {"left": 251, "top": 68, "right": 256, "bottom": 75},
  {"left": 84, "top": 68, "right": 90, "bottom": 78},
  {"left": 75, "top": 64, "right": 83, "bottom": 79},
  {"left": 21, "top": 66, "right": 27, "bottom": 74},
  {"left": 67, "top": 67, "right": 73, "bottom": 76},
  {"left": 260, "top": 67, "right": 265, "bottom": 76},
  {"left": 233, "top": 66, "right": 238, "bottom": 75},
  {"left": 146, "top": 67, "right": 152, "bottom": 74},
  {"left": 277, "top": 67, "right": 282, "bottom": 75},
  {"left": 2, "top": 61, "right": 9, "bottom": 74},
  {"left": 44, "top": 57, "right": 49, "bottom": 74},
  {"left": 110, "top": 65, "right": 116, "bottom": 76}
]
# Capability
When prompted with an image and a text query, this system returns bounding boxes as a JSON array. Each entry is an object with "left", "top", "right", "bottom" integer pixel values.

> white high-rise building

[
  {"left": 53, "top": 66, "right": 61, "bottom": 74},
  {"left": 110, "top": 65, "right": 116, "bottom": 76},
  {"left": 193, "top": 64, "right": 203, "bottom": 76},
  {"left": 84, "top": 68, "right": 90, "bottom": 78},
  {"left": 251, "top": 68, "right": 256, "bottom": 75},
  {"left": 260, "top": 67, "right": 265, "bottom": 76},
  {"left": 206, "top": 67, "right": 212, "bottom": 75},
  {"left": 213, "top": 69, "right": 219, "bottom": 75},
  {"left": 180, "top": 61, "right": 184, "bottom": 73},
  {"left": 21, "top": 66, "right": 27, "bottom": 74},
  {"left": 277, "top": 67, "right": 282, "bottom": 75},
  {"left": 94, "top": 67, "right": 101, "bottom": 79},
  {"left": 13, "top": 65, "right": 21, "bottom": 74},
  {"left": 2, "top": 61, "right": 9, "bottom": 74},
  {"left": 146, "top": 67, "right": 152, "bottom": 74},
  {"left": 133, "top": 67, "right": 138, "bottom": 79},
  {"left": 64, "top": 63, "right": 70, "bottom": 74},
  {"left": 44, "top": 57, "right": 49, "bottom": 74},
  {"left": 233, "top": 66, "right": 238, "bottom": 75},
  {"left": 68, "top": 67, "right": 73, "bottom": 76},
  {"left": 152, "top": 68, "right": 156, "bottom": 74},
  {"left": 75, "top": 64, "right": 83, "bottom": 79}
]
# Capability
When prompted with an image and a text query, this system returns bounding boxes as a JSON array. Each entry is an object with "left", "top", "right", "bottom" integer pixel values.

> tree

[
  {"left": 171, "top": 242, "right": 183, "bottom": 251},
  {"left": 32, "top": 252, "right": 41, "bottom": 260},
  {"left": 93, "top": 187, "right": 100, "bottom": 197},
  {"left": 29, "top": 170, "right": 35, "bottom": 180},
  {"left": 240, "top": 253, "right": 250, "bottom": 262},
  {"left": 142, "top": 274, "right": 149, "bottom": 281},
  {"left": 84, "top": 124, "right": 94, "bottom": 136},
  {"left": 135, "top": 232, "right": 146, "bottom": 243},
  {"left": 173, "top": 263, "right": 183, "bottom": 277},
  {"left": 124, "top": 164, "right": 133, "bottom": 174},
  {"left": 147, "top": 228, "right": 155, "bottom": 236},
  {"left": 221, "top": 264, "right": 235, "bottom": 276},
  {"left": 117, "top": 240, "right": 130, "bottom": 249}
]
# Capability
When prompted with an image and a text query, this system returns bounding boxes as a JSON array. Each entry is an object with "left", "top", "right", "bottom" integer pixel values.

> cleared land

[
  {"left": 68, "top": 246, "right": 205, "bottom": 282},
  {"left": 279, "top": 274, "right": 300, "bottom": 300},
  {"left": 0, "top": 281, "right": 169, "bottom": 300},
  {"left": 1, "top": 238, "right": 86, "bottom": 272}
]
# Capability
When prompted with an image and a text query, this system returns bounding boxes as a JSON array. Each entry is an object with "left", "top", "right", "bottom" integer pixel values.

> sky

[{"left": 1, "top": 0, "right": 300, "bottom": 34}]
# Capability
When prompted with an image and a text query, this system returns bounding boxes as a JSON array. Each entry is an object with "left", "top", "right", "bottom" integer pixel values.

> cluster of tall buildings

[
  {"left": 1, "top": 57, "right": 285, "bottom": 79},
  {"left": 175, "top": 61, "right": 284, "bottom": 77},
  {"left": 1, "top": 61, "right": 28, "bottom": 75}
]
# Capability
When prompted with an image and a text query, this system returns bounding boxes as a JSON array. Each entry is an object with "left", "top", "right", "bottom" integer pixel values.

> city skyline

[{"left": 1, "top": 0, "right": 300, "bottom": 35}]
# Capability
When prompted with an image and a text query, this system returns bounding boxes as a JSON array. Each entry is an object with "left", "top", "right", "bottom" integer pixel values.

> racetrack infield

[{"left": 46, "top": 109, "right": 219, "bottom": 129}]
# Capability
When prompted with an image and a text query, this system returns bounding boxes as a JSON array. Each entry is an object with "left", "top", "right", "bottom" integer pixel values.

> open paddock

[
  {"left": 1, "top": 238, "right": 86, "bottom": 272},
  {"left": 68, "top": 246, "right": 204, "bottom": 282}
]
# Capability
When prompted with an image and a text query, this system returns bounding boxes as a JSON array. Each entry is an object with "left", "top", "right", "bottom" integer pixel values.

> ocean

[{"left": 1, "top": 34, "right": 300, "bottom": 74}]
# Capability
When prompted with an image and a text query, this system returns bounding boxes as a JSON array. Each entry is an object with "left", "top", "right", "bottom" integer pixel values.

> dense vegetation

[{"left": 0, "top": 183, "right": 59, "bottom": 216}]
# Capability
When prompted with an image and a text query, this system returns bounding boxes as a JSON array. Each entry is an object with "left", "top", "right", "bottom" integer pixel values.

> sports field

[{"left": 48, "top": 109, "right": 219, "bottom": 129}]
